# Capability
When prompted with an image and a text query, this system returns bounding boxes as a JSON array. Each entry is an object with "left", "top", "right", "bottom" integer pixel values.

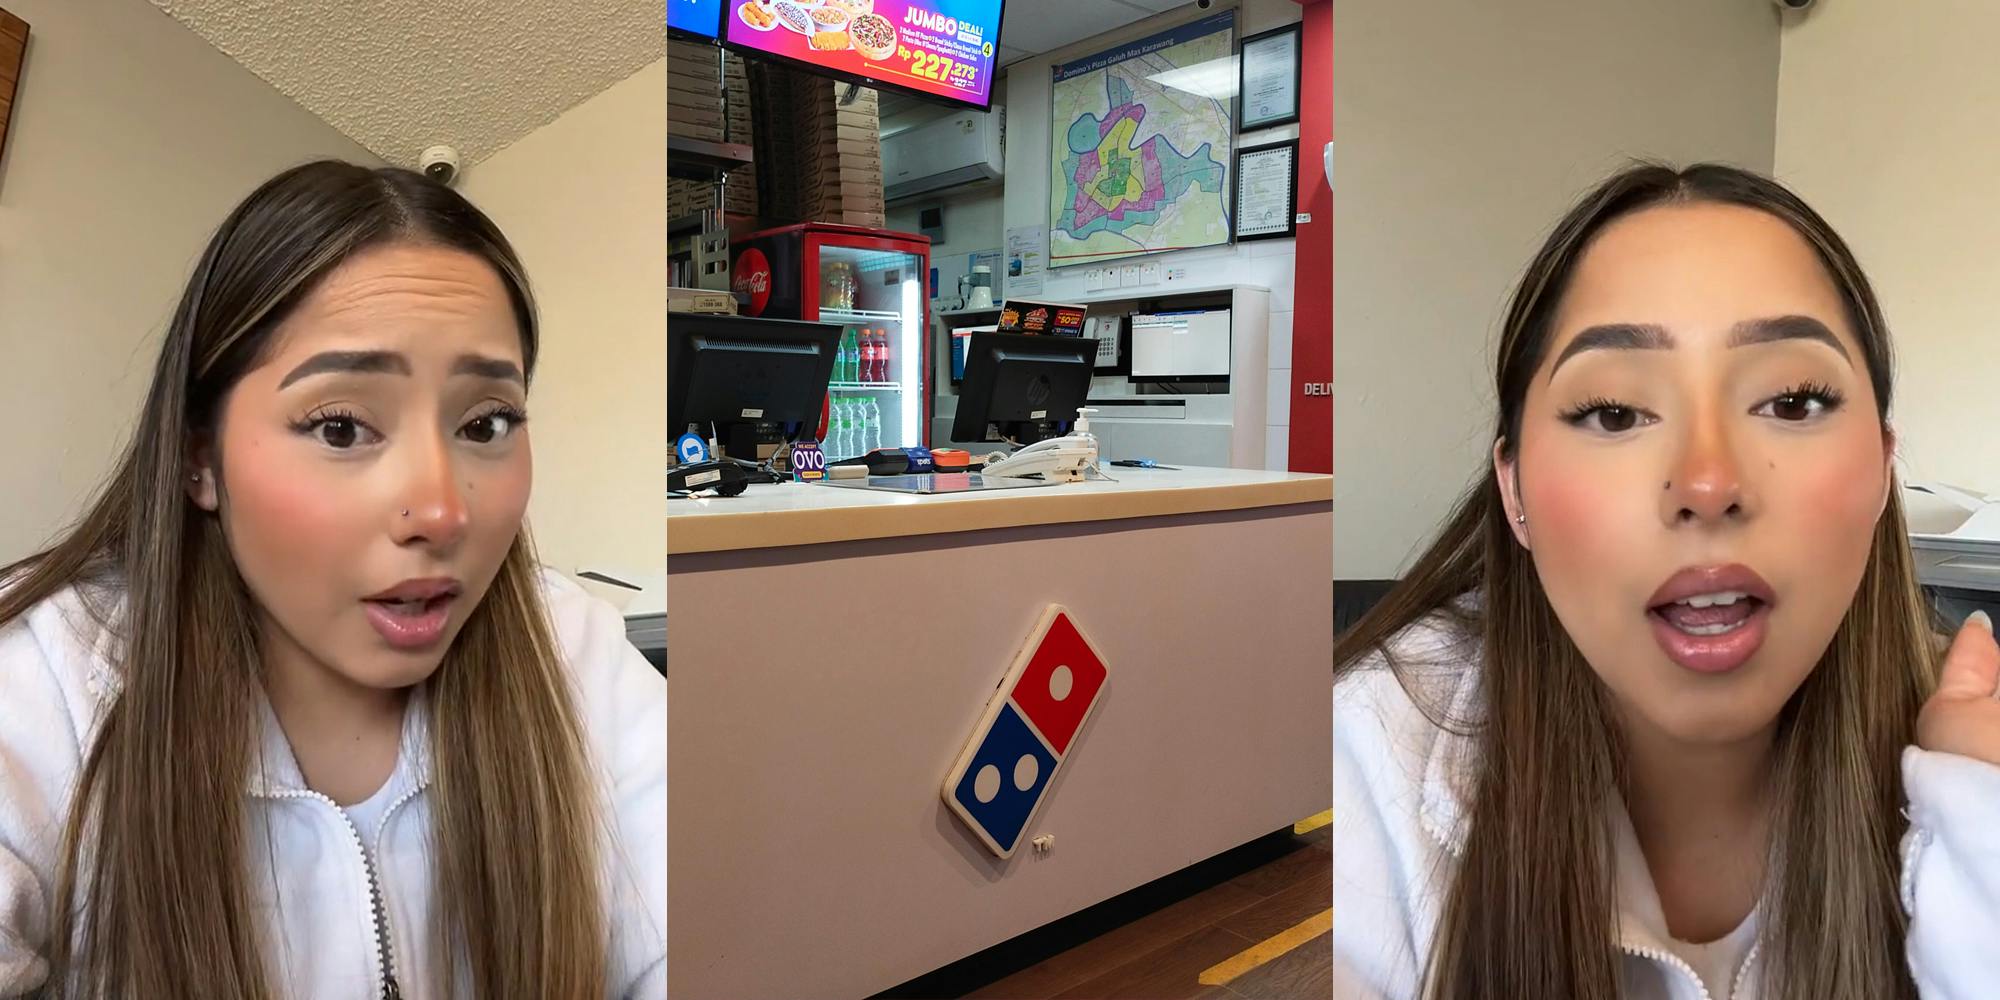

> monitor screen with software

[
  {"left": 667, "top": 313, "right": 840, "bottom": 459},
  {"left": 950, "top": 332, "right": 1095, "bottom": 445},
  {"left": 1130, "top": 309, "right": 1231, "bottom": 382}
]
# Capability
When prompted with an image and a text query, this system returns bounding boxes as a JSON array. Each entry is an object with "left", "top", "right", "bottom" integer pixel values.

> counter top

[{"left": 667, "top": 466, "right": 1332, "bottom": 555}]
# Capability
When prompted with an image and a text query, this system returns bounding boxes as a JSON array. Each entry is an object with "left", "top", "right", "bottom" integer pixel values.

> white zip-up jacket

[
  {"left": 0, "top": 569, "right": 666, "bottom": 998},
  {"left": 1334, "top": 607, "right": 2000, "bottom": 999}
]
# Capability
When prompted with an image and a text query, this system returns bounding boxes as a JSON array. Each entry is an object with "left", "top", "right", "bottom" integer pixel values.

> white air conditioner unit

[{"left": 882, "top": 107, "right": 1004, "bottom": 203}]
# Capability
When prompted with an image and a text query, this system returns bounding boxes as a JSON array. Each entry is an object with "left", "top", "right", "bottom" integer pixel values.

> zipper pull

[{"left": 384, "top": 973, "right": 402, "bottom": 1000}]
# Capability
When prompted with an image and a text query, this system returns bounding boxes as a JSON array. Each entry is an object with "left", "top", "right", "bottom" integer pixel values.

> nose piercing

[{"left": 401, "top": 509, "right": 410, "bottom": 518}]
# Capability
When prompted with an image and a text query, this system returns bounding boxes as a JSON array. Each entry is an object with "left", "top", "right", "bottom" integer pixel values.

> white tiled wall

[
  {"left": 916, "top": 0, "right": 1312, "bottom": 472},
  {"left": 1265, "top": 425, "right": 1291, "bottom": 472}
]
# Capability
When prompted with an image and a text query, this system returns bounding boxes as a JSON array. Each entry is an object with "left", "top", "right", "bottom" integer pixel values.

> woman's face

[
  {"left": 1498, "top": 202, "right": 1892, "bottom": 747},
  {"left": 192, "top": 243, "right": 532, "bottom": 692}
]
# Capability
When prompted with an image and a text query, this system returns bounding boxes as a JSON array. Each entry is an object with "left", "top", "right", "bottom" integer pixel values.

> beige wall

[
  {"left": 1333, "top": 0, "right": 1782, "bottom": 579},
  {"left": 0, "top": 0, "right": 378, "bottom": 563},
  {"left": 1775, "top": 2, "right": 2000, "bottom": 497},
  {"left": 460, "top": 58, "right": 667, "bottom": 584}
]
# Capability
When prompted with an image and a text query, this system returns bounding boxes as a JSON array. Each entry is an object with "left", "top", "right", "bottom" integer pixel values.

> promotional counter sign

[
  {"left": 996, "top": 299, "right": 1086, "bottom": 337},
  {"left": 942, "top": 605, "right": 1108, "bottom": 858},
  {"left": 790, "top": 440, "right": 827, "bottom": 481},
  {"left": 725, "top": 0, "right": 1004, "bottom": 110},
  {"left": 676, "top": 431, "right": 711, "bottom": 464}
]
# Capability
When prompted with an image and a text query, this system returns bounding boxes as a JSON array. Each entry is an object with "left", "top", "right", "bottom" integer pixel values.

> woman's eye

[
  {"left": 320, "top": 418, "right": 359, "bottom": 448},
  {"left": 462, "top": 409, "right": 525, "bottom": 444},
  {"left": 1590, "top": 406, "right": 1640, "bottom": 433},
  {"left": 1755, "top": 385, "right": 1843, "bottom": 422},
  {"left": 1562, "top": 400, "right": 1653, "bottom": 434},
  {"left": 296, "top": 414, "right": 379, "bottom": 449}
]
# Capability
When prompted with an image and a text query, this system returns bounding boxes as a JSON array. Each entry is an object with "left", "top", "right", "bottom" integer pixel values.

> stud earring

[
  {"left": 190, "top": 472, "right": 201, "bottom": 483},
  {"left": 1515, "top": 514, "right": 1527, "bottom": 524}
]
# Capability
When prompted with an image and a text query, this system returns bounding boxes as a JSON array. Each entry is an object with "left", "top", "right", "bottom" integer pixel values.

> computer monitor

[
  {"left": 668, "top": 313, "right": 840, "bottom": 461},
  {"left": 951, "top": 332, "right": 1095, "bottom": 446}
]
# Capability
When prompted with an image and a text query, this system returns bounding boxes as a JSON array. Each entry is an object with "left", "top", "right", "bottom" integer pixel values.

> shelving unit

[
  {"left": 668, "top": 135, "right": 754, "bottom": 182},
  {"left": 669, "top": 211, "right": 731, "bottom": 291}
]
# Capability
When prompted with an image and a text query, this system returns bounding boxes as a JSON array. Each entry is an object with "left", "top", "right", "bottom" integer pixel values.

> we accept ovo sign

[{"left": 942, "top": 606, "right": 1110, "bottom": 858}]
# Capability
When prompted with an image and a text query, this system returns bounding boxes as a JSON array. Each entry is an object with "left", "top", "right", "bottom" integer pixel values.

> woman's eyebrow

[
  {"left": 275, "top": 351, "right": 524, "bottom": 389},
  {"left": 1728, "top": 315, "right": 1852, "bottom": 366},
  {"left": 278, "top": 350, "right": 408, "bottom": 389},
  {"left": 1548, "top": 322, "right": 1672, "bottom": 380},
  {"left": 1547, "top": 315, "right": 1853, "bottom": 382},
  {"left": 451, "top": 354, "right": 524, "bottom": 385}
]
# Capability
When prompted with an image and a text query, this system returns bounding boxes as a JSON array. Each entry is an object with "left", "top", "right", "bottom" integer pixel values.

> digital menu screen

[
  {"left": 725, "top": 0, "right": 1004, "bottom": 110},
  {"left": 670, "top": 0, "right": 724, "bottom": 39}
]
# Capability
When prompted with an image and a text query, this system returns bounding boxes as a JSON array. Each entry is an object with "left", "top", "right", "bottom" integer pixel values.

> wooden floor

[{"left": 876, "top": 824, "right": 1331, "bottom": 1000}]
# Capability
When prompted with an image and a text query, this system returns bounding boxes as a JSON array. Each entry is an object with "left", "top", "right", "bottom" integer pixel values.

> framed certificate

[
  {"left": 1233, "top": 139, "right": 1298, "bottom": 242},
  {"left": 1238, "top": 23, "right": 1301, "bottom": 131}
]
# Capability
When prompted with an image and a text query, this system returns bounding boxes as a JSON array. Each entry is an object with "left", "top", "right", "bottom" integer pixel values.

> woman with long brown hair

[
  {"left": 1333, "top": 163, "right": 2000, "bottom": 999},
  {"left": 0, "top": 161, "right": 664, "bottom": 997}
]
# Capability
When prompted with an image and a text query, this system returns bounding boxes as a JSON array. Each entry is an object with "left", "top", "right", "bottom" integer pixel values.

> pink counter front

[{"left": 667, "top": 468, "right": 1332, "bottom": 998}]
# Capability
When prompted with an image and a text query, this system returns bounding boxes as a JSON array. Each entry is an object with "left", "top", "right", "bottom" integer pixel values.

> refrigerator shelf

[
  {"left": 829, "top": 382, "right": 905, "bottom": 391},
  {"left": 819, "top": 307, "right": 905, "bottom": 323}
]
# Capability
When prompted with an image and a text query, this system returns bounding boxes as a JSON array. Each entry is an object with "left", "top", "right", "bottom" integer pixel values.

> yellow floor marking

[
  {"left": 1197, "top": 908, "right": 1332, "bottom": 986},
  {"left": 1292, "top": 809, "right": 1331, "bottom": 835}
]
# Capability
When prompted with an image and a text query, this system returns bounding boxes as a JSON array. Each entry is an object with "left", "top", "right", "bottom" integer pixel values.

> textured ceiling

[{"left": 151, "top": 0, "right": 663, "bottom": 168}]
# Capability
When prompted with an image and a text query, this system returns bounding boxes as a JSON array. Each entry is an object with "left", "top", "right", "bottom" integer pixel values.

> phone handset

[{"left": 981, "top": 409, "right": 1100, "bottom": 482}]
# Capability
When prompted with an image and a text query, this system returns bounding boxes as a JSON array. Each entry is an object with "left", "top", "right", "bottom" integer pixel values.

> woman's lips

[
  {"left": 362, "top": 594, "right": 456, "bottom": 650},
  {"left": 1646, "top": 564, "right": 1776, "bottom": 674},
  {"left": 1649, "top": 600, "right": 1769, "bottom": 673}
]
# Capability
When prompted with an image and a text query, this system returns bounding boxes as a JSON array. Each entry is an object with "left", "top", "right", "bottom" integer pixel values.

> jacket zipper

[
  {"left": 1619, "top": 942, "right": 1715, "bottom": 1000},
  {"left": 1619, "top": 934, "right": 1762, "bottom": 999},
  {"left": 1728, "top": 942, "right": 1762, "bottom": 998},
  {"left": 266, "top": 788, "right": 404, "bottom": 999},
  {"left": 368, "top": 784, "right": 426, "bottom": 999}
]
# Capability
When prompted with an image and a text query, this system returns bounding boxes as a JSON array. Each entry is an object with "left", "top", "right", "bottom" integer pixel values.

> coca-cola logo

[{"left": 733, "top": 248, "right": 772, "bottom": 316}]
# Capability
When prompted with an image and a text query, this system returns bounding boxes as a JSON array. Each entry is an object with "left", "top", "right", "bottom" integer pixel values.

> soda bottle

[
  {"left": 840, "top": 328, "right": 857, "bottom": 383},
  {"left": 855, "top": 330, "right": 873, "bottom": 383},
  {"left": 876, "top": 328, "right": 892, "bottom": 385}
]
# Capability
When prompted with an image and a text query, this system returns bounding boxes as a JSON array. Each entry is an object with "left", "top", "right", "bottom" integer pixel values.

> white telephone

[{"left": 981, "top": 408, "right": 1100, "bottom": 482}]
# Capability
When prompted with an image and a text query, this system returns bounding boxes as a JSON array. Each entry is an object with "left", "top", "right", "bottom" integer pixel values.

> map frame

[{"left": 1046, "top": 10, "right": 1237, "bottom": 270}]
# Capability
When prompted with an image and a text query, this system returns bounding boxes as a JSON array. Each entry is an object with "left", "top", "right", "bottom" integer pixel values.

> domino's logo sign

[{"left": 942, "top": 606, "right": 1108, "bottom": 858}]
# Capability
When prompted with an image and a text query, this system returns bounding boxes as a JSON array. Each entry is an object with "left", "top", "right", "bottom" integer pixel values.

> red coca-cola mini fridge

[{"left": 730, "top": 223, "right": 932, "bottom": 458}]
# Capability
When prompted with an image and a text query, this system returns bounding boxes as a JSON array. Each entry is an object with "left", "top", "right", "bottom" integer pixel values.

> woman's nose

[
  {"left": 392, "top": 434, "right": 470, "bottom": 548},
  {"left": 1660, "top": 409, "right": 1754, "bottom": 527}
]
